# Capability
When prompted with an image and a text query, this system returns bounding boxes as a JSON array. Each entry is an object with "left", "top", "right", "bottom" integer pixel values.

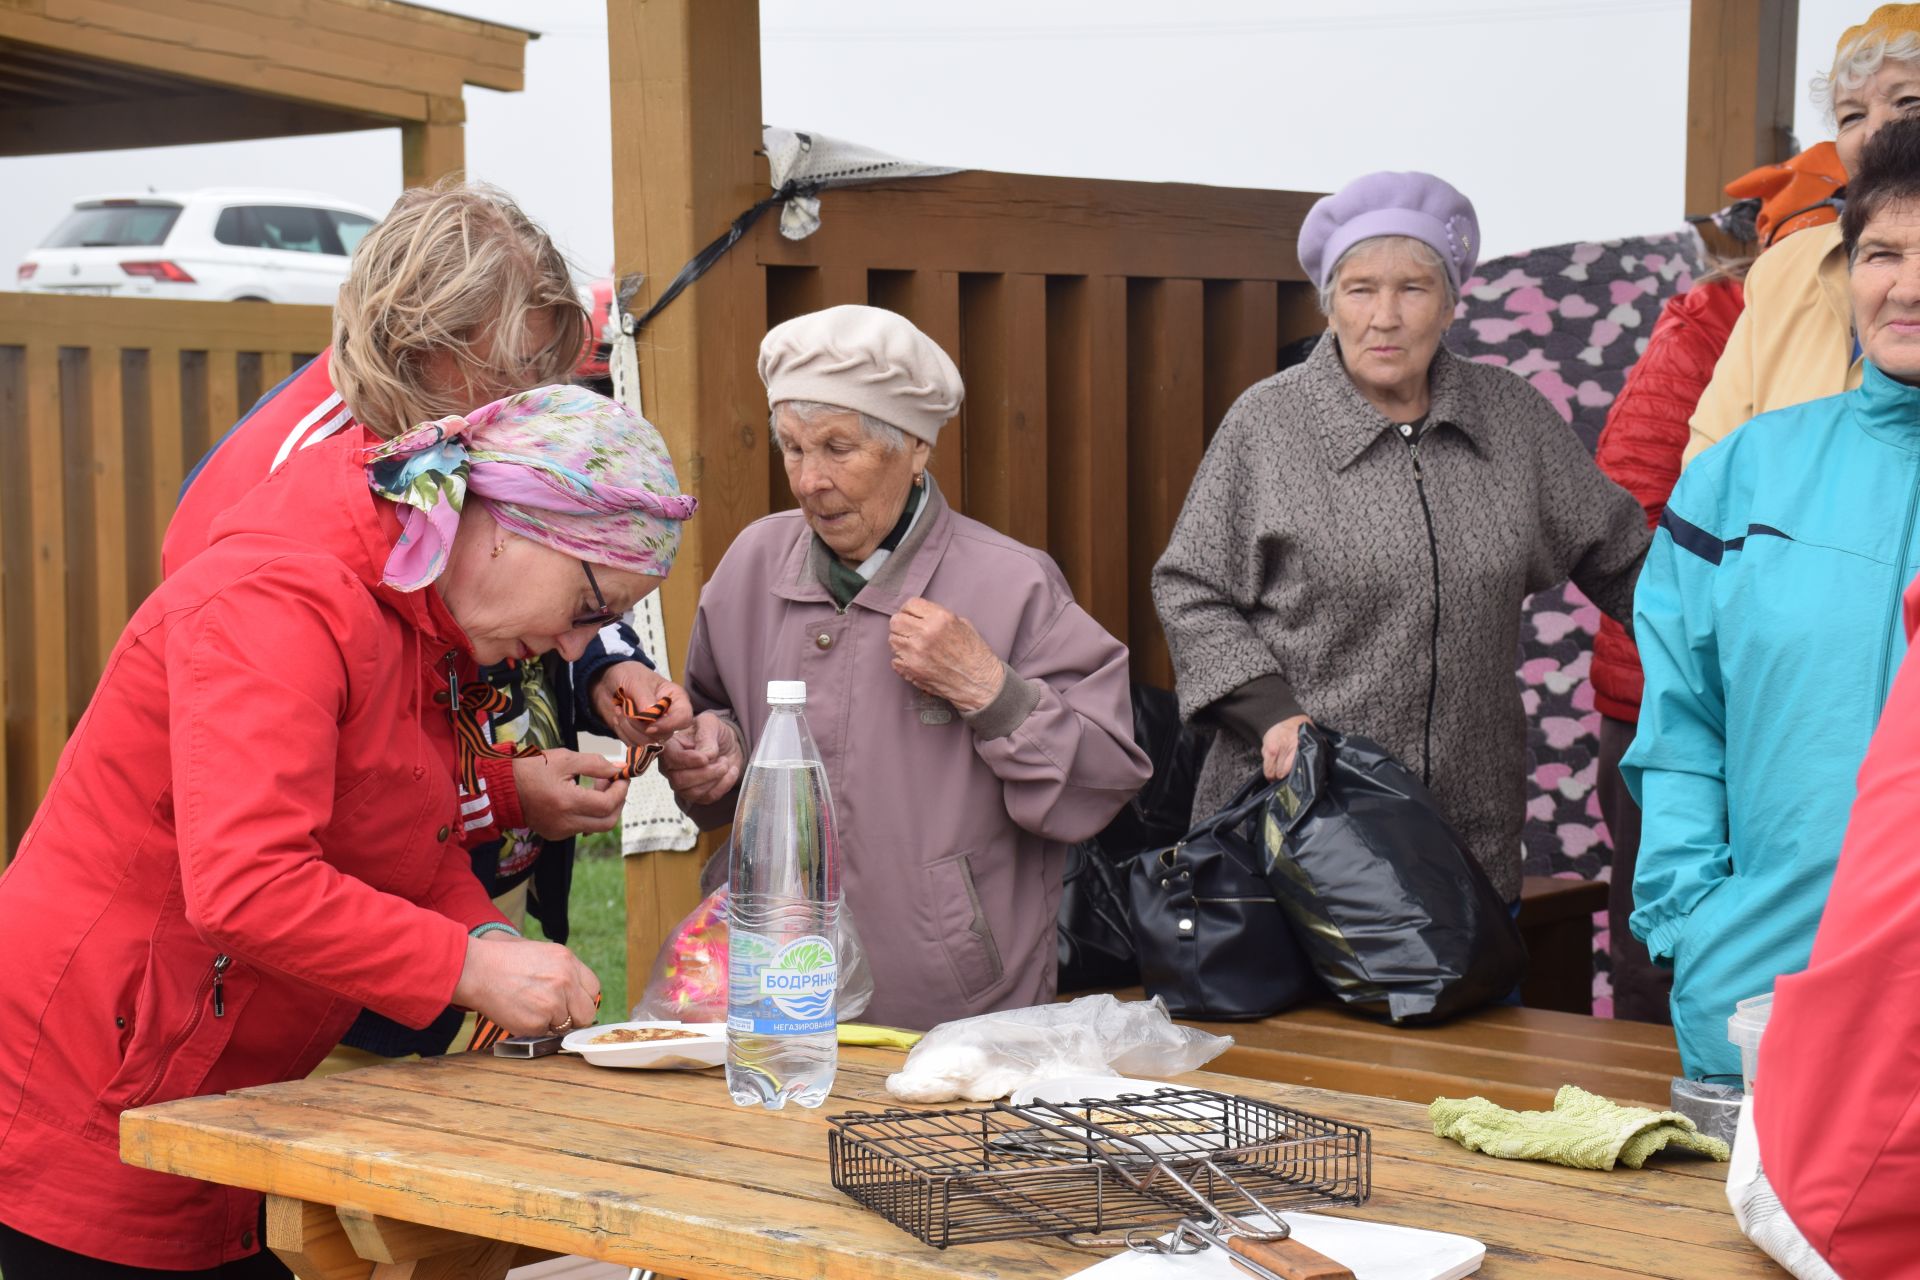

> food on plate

[
  {"left": 592, "top": 1026, "right": 705, "bottom": 1045},
  {"left": 1081, "top": 1107, "right": 1214, "bottom": 1138}
]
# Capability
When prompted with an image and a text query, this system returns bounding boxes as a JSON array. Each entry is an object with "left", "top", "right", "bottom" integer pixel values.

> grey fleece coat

[{"left": 1151, "top": 335, "right": 1649, "bottom": 901}]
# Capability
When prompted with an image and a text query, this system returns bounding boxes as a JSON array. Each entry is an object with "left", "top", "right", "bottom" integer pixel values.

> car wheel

[{"left": 233, "top": 295, "right": 270, "bottom": 303}]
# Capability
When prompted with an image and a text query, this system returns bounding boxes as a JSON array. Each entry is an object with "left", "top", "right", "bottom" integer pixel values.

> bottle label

[{"left": 730, "top": 932, "right": 837, "bottom": 1036}]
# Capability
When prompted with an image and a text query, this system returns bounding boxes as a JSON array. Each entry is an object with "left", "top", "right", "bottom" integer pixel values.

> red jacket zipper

[{"left": 125, "top": 954, "right": 229, "bottom": 1109}]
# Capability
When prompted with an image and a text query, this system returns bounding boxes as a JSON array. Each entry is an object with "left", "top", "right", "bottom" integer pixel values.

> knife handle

[{"left": 1227, "top": 1234, "right": 1357, "bottom": 1280}]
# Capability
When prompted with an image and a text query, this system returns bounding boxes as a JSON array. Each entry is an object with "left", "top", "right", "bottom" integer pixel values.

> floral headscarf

[{"left": 364, "top": 384, "right": 697, "bottom": 591}]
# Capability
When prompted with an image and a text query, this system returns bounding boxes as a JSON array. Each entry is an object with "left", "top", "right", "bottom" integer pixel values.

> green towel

[{"left": 1430, "top": 1085, "right": 1731, "bottom": 1170}]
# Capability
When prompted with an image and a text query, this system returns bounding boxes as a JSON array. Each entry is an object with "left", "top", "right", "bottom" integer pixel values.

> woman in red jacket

[
  {"left": 1592, "top": 272, "right": 1745, "bottom": 1021},
  {"left": 0, "top": 385, "right": 695, "bottom": 1277},
  {"left": 1739, "top": 575, "right": 1920, "bottom": 1277}
]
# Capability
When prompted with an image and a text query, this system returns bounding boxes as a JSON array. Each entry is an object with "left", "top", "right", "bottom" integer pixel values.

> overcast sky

[{"left": 0, "top": 0, "right": 1874, "bottom": 281}]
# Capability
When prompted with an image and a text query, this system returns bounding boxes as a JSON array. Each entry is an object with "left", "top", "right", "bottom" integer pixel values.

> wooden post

[
  {"left": 607, "top": 0, "right": 767, "bottom": 989},
  {"left": 401, "top": 96, "right": 466, "bottom": 189},
  {"left": 1686, "top": 0, "right": 1799, "bottom": 239}
]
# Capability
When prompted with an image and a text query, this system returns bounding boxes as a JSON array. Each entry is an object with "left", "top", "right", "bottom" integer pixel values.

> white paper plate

[
  {"left": 562, "top": 1020, "right": 726, "bottom": 1070},
  {"left": 1069, "top": 1212, "right": 1484, "bottom": 1280}
]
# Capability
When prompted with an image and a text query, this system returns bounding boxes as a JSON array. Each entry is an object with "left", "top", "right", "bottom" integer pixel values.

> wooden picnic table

[{"left": 120, "top": 1043, "right": 1775, "bottom": 1280}]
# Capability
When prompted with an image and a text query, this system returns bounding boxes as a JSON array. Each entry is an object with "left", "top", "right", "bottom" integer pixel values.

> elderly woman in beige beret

[{"left": 661, "top": 304, "right": 1150, "bottom": 1030}]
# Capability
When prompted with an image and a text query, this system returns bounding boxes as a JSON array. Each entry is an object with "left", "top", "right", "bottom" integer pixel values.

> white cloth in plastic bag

[
  {"left": 1725, "top": 1097, "right": 1841, "bottom": 1280},
  {"left": 885, "top": 994, "right": 1232, "bottom": 1103},
  {"left": 763, "top": 126, "right": 962, "bottom": 240}
]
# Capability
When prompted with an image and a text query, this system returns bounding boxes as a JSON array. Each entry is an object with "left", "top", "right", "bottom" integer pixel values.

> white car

[{"left": 15, "top": 188, "right": 379, "bottom": 304}]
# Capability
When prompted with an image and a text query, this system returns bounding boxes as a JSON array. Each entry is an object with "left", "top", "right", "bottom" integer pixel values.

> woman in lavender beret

[{"left": 1152, "top": 170, "right": 1650, "bottom": 908}]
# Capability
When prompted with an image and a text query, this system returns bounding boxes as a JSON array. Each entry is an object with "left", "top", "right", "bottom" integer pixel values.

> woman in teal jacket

[{"left": 1625, "top": 117, "right": 1920, "bottom": 1080}]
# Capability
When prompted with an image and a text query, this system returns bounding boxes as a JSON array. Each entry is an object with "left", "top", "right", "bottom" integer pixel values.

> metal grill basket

[{"left": 826, "top": 1087, "right": 1370, "bottom": 1249}]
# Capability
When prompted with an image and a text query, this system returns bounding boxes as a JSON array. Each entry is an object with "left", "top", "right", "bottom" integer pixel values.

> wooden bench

[
  {"left": 1182, "top": 1002, "right": 1680, "bottom": 1112},
  {"left": 1099, "top": 871, "right": 1673, "bottom": 1115},
  {"left": 1516, "top": 874, "right": 1609, "bottom": 1014}
]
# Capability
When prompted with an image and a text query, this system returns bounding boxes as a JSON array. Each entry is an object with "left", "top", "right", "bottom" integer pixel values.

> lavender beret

[{"left": 1297, "top": 171, "right": 1480, "bottom": 294}]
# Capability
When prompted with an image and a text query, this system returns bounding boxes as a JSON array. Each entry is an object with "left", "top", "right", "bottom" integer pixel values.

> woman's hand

[
  {"left": 512, "top": 750, "right": 631, "bottom": 839},
  {"left": 888, "top": 597, "right": 1005, "bottom": 714},
  {"left": 659, "top": 711, "right": 745, "bottom": 806},
  {"left": 1261, "top": 714, "right": 1316, "bottom": 780},
  {"left": 591, "top": 662, "right": 694, "bottom": 747},
  {"left": 452, "top": 932, "right": 601, "bottom": 1037}
]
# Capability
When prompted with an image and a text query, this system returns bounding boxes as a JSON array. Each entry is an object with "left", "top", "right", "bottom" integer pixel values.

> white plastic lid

[{"left": 767, "top": 679, "right": 807, "bottom": 705}]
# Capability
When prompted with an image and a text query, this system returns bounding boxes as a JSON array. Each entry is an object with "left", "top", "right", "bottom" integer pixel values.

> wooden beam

[
  {"left": 267, "top": 1196, "right": 374, "bottom": 1280},
  {"left": 608, "top": 0, "right": 767, "bottom": 992},
  {"left": 757, "top": 172, "right": 1321, "bottom": 282},
  {"left": 0, "top": 90, "right": 383, "bottom": 155},
  {"left": 1125, "top": 279, "right": 1206, "bottom": 692},
  {"left": 184, "top": 0, "right": 528, "bottom": 94},
  {"left": 402, "top": 115, "right": 464, "bottom": 189},
  {"left": 1685, "top": 0, "right": 1799, "bottom": 224},
  {"left": 958, "top": 272, "right": 1049, "bottom": 551},
  {"left": 1044, "top": 274, "right": 1130, "bottom": 644},
  {"left": 0, "top": 5, "right": 430, "bottom": 119},
  {"left": 0, "top": 292, "right": 332, "bottom": 351}
]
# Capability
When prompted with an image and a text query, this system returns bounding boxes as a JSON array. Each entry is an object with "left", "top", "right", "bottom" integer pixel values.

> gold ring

[{"left": 553, "top": 1016, "right": 574, "bottom": 1034}]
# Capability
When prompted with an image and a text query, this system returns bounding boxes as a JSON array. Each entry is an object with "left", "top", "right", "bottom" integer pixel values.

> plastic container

[
  {"left": 726, "top": 680, "right": 840, "bottom": 1110},
  {"left": 1727, "top": 992, "right": 1774, "bottom": 1092}
]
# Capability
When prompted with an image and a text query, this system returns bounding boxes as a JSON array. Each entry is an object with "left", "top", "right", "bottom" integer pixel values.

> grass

[{"left": 524, "top": 832, "right": 631, "bottom": 1021}]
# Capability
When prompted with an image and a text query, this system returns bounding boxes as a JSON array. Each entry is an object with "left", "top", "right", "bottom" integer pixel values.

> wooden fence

[
  {"left": 0, "top": 292, "right": 332, "bottom": 860},
  {"left": 747, "top": 171, "right": 1326, "bottom": 688}
]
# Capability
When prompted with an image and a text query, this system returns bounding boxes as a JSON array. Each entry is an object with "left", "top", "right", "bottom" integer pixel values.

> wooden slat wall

[
  {"left": 0, "top": 293, "right": 331, "bottom": 862},
  {"left": 740, "top": 178, "right": 1327, "bottom": 693}
]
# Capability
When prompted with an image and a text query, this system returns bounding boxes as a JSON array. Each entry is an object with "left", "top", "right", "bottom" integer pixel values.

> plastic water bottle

[{"left": 727, "top": 680, "right": 840, "bottom": 1109}]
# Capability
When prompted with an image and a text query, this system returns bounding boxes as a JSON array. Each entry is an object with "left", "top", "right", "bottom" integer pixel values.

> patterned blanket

[{"left": 1444, "top": 230, "right": 1706, "bottom": 1013}]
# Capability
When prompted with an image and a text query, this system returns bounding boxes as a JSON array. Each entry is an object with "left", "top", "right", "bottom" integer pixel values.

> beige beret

[{"left": 758, "top": 304, "right": 964, "bottom": 445}]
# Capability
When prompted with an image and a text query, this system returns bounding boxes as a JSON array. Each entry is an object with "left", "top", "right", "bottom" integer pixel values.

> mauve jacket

[
  {"left": 1153, "top": 335, "right": 1649, "bottom": 902},
  {"left": 680, "top": 477, "right": 1150, "bottom": 1030}
]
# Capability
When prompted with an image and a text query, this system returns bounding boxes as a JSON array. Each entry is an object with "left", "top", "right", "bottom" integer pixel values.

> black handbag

[
  {"left": 1126, "top": 775, "right": 1318, "bottom": 1019},
  {"left": 1058, "top": 685, "right": 1210, "bottom": 993},
  {"left": 1261, "top": 725, "right": 1527, "bottom": 1024}
]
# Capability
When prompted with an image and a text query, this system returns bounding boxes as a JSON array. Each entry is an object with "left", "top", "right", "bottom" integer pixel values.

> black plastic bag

[
  {"left": 1127, "top": 776, "right": 1319, "bottom": 1019},
  {"left": 1058, "top": 843, "right": 1138, "bottom": 992},
  {"left": 1261, "top": 725, "right": 1526, "bottom": 1024},
  {"left": 1057, "top": 685, "right": 1208, "bottom": 992}
]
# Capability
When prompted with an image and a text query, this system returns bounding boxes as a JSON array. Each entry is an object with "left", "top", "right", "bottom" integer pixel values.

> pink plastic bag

[{"left": 633, "top": 885, "right": 873, "bottom": 1022}]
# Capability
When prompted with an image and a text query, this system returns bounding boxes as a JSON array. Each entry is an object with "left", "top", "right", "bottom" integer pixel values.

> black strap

[
  {"left": 1193, "top": 773, "right": 1280, "bottom": 843},
  {"left": 627, "top": 179, "right": 823, "bottom": 336}
]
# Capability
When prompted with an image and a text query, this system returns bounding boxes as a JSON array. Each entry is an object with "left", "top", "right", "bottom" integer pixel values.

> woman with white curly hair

[{"left": 1688, "top": 3, "right": 1920, "bottom": 461}]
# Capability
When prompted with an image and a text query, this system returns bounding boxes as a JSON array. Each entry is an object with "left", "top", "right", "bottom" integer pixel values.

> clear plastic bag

[
  {"left": 632, "top": 885, "right": 873, "bottom": 1022},
  {"left": 884, "top": 993, "right": 1233, "bottom": 1103}
]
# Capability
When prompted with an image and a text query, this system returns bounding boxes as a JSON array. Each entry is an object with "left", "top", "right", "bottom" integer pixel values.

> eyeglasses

[{"left": 572, "top": 561, "right": 624, "bottom": 630}]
